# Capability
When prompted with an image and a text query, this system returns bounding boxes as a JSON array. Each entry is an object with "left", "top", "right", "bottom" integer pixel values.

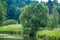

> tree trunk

[{"left": 29, "top": 27, "right": 37, "bottom": 40}]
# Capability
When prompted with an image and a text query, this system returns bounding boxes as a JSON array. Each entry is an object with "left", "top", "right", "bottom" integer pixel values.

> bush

[
  {"left": 3, "top": 19, "right": 18, "bottom": 26},
  {"left": 37, "top": 29, "right": 60, "bottom": 40}
]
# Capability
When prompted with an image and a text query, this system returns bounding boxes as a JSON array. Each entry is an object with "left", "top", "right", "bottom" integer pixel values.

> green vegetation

[
  {"left": 0, "top": 24, "right": 23, "bottom": 31},
  {"left": 0, "top": 24, "right": 23, "bottom": 38},
  {"left": 37, "top": 29, "right": 60, "bottom": 40},
  {"left": 0, "top": 1, "right": 6, "bottom": 26},
  {"left": 0, "top": 0, "right": 60, "bottom": 40},
  {"left": 20, "top": 4, "right": 48, "bottom": 40},
  {"left": 0, "top": 25, "right": 60, "bottom": 40},
  {"left": 3, "top": 19, "right": 18, "bottom": 26}
]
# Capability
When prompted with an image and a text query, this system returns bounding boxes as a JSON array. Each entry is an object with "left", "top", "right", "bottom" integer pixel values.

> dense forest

[{"left": 0, "top": 0, "right": 60, "bottom": 40}]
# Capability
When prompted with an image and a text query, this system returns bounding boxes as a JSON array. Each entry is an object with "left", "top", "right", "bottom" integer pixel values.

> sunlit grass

[
  {"left": 37, "top": 29, "right": 60, "bottom": 37},
  {"left": 0, "top": 24, "right": 23, "bottom": 38},
  {"left": 0, "top": 24, "right": 60, "bottom": 40},
  {"left": 0, "top": 24, "right": 23, "bottom": 31}
]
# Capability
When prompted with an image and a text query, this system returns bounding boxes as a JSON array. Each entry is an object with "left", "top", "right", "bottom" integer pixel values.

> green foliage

[
  {"left": 20, "top": 3, "right": 48, "bottom": 40},
  {"left": 53, "top": 0, "right": 58, "bottom": 5},
  {"left": 47, "top": 0, "right": 53, "bottom": 14},
  {"left": 20, "top": 4, "right": 48, "bottom": 28},
  {"left": 52, "top": 5, "right": 58, "bottom": 28},
  {"left": 47, "top": 5, "right": 58, "bottom": 28},
  {"left": 37, "top": 29, "right": 60, "bottom": 40},
  {"left": 57, "top": 6, "right": 60, "bottom": 26},
  {"left": 57, "top": 6, "right": 60, "bottom": 14},
  {"left": 0, "top": 24, "right": 23, "bottom": 31},
  {"left": 47, "top": 15, "right": 54, "bottom": 27},
  {"left": 3, "top": 19, "right": 18, "bottom": 26},
  {"left": 0, "top": 2, "right": 6, "bottom": 26},
  {"left": 0, "top": 0, "right": 60, "bottom": 40}
]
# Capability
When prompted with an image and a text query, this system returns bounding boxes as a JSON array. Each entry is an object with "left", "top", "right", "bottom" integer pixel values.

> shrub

[
  {"left": 37, "top": 29, "right": 60, "bottom": 40},
  {"left": 3, "top": 19, "right": 18, "bottom": 26}
]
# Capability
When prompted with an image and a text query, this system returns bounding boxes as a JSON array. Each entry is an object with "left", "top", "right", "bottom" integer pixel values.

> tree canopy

[{"left": 20, "top": 4, "right": 48, "bottom": 40}]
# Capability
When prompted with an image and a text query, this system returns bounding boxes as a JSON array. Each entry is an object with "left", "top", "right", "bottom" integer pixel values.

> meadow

[{"left": 0, "top": 24, "right": 60, "bottom": 40}]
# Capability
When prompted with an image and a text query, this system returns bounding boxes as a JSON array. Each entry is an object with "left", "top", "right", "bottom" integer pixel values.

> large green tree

[{"left": 20, "top": 4, "right": 48, "bottom": 40}]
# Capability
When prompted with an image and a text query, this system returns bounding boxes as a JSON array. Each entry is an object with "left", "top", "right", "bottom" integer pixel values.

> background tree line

[{"left": 0, "top": 0, "right": 60, "bottom": 27}]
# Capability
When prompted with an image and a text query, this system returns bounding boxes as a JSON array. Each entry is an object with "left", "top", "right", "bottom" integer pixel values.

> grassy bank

[{"left": 0, "top": 24, "right": 60, "bottom": 40}]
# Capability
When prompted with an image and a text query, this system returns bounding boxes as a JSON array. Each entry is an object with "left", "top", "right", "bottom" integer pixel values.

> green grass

[
  {"left": 10, "top": 34, "right": 23, "bottom": 37},
  {"left": 0, "top": 24, "right": 60, "bottom": 40},
  {"left": 37, "top": 29, "right": 60, "bottom": 37},
  {"left": 37, "top": 29, "right": 60, "bottom": 40},
  {"left": 0, "top": 24, "right": 23, "bottom": 37},
  {"left": 0, "top": 24, "right": 23, "bottom": 31}
]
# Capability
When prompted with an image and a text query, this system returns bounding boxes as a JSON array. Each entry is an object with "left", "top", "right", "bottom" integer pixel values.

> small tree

[
  {"left": 20, "top": 4, "right": 48, "bottom": 40},
  {"left": 0, "top": 3, "right": 6, "bottom": 26}
]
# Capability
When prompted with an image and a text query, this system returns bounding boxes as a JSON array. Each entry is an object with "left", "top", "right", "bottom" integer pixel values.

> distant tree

[
  {"left": 7, "top": 4, "right": 20, "bottom": 23},
  {"left": 7, "top": 5, "right": 15, "bottom": 19},
  {"left": 6, "top": 0, "right": 38, "bottom": 24},
  {"left": 48, "top": 5, "right": 58, "bottom": 28},
  {"left": 47, "top": 0, "right": 53, "bottom": 14},
  {"left": 14, "top": 0, "right": 38, "bottom": 7},
  {"left": 52, "top": 5, "right": 58, "bottom": 28},
  {"left": 20, "top": 4, "right": 48, "bottom": 40},
  {"left": 57, "top": 6, "right": 60, "bottom": 15},
  {"left": 6, "top": 0, "right": 14, "bottom": 19},
  {"left": 57, "top": 6, "right": 60, "bottom": 26},
  {"left": 53, "top": 0, "right": 58, "bottom": 5}
]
